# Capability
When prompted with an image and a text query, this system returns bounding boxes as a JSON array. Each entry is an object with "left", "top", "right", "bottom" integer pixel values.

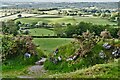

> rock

[
  {"left": 35, "top": 58, "right": 46, "bottom": 65},
  {"left": 103, "top": 43, "right": 111, "bottom": 49},
  {"left": 99, "top": 50, "right": 106, "bottom": 59},
  {"left": 66, "top": 58, "right": 73, "bottom": 61},
  {"left": 24, "top": 53, "right": 31, "bottom": 58},
  {"left": 112, "top": 47, "right": 120, "bottom": 58},
  {"left": 58, "top": 56, "right": 62, "bottom": 61}
]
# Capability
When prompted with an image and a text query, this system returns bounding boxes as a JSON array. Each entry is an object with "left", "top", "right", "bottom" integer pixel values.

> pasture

[
  {"left": 15, "top": 15, "right": 117, "bottom": 25},
  {"left": 33, "top": 38, "right": 73, "bottom": 54},
  {"left": 29, "top": 28, "right": 55, "bottom": 36}
]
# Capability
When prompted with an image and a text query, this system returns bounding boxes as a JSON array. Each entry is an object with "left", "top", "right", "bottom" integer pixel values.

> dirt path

[
  {"left": 18, "top": 59, "right": 47, "bottom": 78},
  {"left": 28, "top": 65, "right": 46, "bottom": 76},
  {"left": 18, "top": 65, "right": 47, "bottom": 78}
]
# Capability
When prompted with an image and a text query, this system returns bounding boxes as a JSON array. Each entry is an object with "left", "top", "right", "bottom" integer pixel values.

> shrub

[{"left": 2, "top": 35, "right": 45, "bottom": 62}]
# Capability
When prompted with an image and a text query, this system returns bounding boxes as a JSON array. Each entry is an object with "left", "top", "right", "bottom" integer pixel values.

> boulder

[
  {"left": 103, "top": 43, "right": 111, "bottom": 49},
  {"left": 35, "top": 58, "right": 46, "bottom": 65},
  {"left": 99, "top": 51, "right": 106, "bottom": 59},
  {"left": 112, "top": 47, "right": 120, "bottom": 58}
]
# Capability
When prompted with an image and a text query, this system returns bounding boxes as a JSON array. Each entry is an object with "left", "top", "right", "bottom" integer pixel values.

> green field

[
  {"left": 33, "top": 38, "right": 73, "bottom": 54},
  {"left": 16, "top": 16, "right": 117, "bottom": 25},
  {"left": 29, "top": 28, "right": 55, "bottom": 36}
]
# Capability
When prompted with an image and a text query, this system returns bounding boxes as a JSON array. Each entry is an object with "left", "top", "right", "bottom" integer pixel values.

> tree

[
  {"left": 73, "top": 30, "right": 100, "bottom": 57},
  {"left": 4, "top": 20, "right": 18, "bottom": 36},
  {"left": 1, "top": 21, "right": 7, "bottom": 34},
  {"left": 15, "top": 21, "right": 21, "bottom": 30},
  {"left": 54, "top": 23, "right": 65, "bottom": 37}
]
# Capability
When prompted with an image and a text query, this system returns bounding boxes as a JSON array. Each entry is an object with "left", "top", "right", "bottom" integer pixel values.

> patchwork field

[{"left": 16, "top": 15, "right": 117, "bottom": 25}]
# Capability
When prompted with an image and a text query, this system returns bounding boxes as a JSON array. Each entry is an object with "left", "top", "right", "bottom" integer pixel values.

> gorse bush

[{"left": 2, "top": 35, "right": 45, "bottom": 62}]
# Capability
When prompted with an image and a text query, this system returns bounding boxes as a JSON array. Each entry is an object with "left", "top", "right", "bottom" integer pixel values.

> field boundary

[{"left": 32, "top": 36, "right": 71, "bottom": 38}]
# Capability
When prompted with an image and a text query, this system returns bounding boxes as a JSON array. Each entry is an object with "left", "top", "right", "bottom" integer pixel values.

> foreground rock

[{"left": 35, "top": 58, "right": 46, "bottom": 65}]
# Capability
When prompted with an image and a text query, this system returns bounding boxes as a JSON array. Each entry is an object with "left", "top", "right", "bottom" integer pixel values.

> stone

[
  {"left": 35, "top": 58, "right": 46, "bottom": 65},
  {"left": 24, "top": 53, "right": 31, "bottom": 58},
  {"left": 66, "top": 58, "right": 73, "bottom": 61},
  {"left": 112, "top": 47, "right": 120, "bottom": 58},
  {"left": 99, "top": 51, "right": 106, "bottom": 59},
  {"left": 103, "top": 43, "right": 111, "bottom": 49},
  {"left": 58, "top": 56, "right": 62, "bottom": 61}
]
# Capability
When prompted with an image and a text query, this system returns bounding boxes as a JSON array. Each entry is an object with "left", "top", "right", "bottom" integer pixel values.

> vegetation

[
  {"left": 2, "top": 35, "right": 45, "bottom": 77},
  {"left": 29, "top": 28, "right": 55, "bottom": 36},
  {"left": 0, "top": 3, "right": 119, "bottom": 78},
  {"left": 15, "top": 16, "right": 117, "bottom": 25},
  {"left": 2, "top": 20, "right": 19, "bottom": 36},
  {"left": 33, "top": 38, "right": 73, "bottom": 54},
  {"left": 44, "top": 39, "right": 120, "bottom": 73},
  {"left": 47, "top": 60, "right": 119, "bottom": 78},
  {"left": 56, "top": 22, "right": 119, "bottom": 38}
]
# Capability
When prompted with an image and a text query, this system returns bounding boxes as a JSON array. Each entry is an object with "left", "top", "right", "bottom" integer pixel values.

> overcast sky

[{"left": 0, "top": 0, "right": 119, "bottom": 2}]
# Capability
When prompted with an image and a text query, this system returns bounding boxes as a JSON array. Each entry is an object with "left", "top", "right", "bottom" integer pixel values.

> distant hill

[{"left": 0, "top": 2, "right": 118, "bottom": 9}]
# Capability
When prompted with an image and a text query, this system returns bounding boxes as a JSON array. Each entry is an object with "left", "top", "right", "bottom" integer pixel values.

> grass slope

[
  {"left": 47, "top": 60, "right": 119, "bottom": 78},
  {"left": 44, "top": 40, "right": 120, "bottom": 73}
]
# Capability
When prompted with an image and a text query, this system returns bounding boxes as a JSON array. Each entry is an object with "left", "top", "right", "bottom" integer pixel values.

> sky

[{"left": 0, "top": 0, "right": 119, "bottom": 2}]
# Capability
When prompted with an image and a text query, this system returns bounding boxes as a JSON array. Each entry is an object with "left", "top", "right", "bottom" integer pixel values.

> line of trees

[{"left": 54, "top": 22, "right": 119, "bottom": 38}]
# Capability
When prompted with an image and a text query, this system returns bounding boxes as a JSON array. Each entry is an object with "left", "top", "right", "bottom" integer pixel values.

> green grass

[
  {"left": 2, "top": 46, "right": 44, "bottom": 78},
  {"left": 2, "top": 57, "right": 30, "bottom": 78},
  {"left": 29, "top": 28, "right": 55, "bottom": 36},
  {"left": 15, "top": 16, "right": 117, "bottom": 25},
  {"left": 51, "top": 16, "right": 117, "bottom": 25},
  {"left": 33, "top": 38, "right": 73, "bottom": 54},
  {"left": 75, "top": 17, "right": 116, "bottom": 25},
  {"left": 47, "top": 60, "right": 119, "bottom": 78},
  {"left": 15, "top": 18, "right": 50, "bottom": 23},
  {"left": 0, "top": 62, "right": 1, "bottom": 78},
  {"left": 2, "top": 53, "right": 43, "bottom": 78}
]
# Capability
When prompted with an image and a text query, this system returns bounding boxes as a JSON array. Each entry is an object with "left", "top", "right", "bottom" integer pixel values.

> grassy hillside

[
  {"left": 47, "top": 60, "right": 119, "bottom": 78},
  {"left": 44, "top": 40, "right": 120, "bottom": 73}
]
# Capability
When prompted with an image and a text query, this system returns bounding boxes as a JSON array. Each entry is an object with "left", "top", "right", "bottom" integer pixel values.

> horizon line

[{"left": 0, "top": 1, "right": 119, "bottom": 3}]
